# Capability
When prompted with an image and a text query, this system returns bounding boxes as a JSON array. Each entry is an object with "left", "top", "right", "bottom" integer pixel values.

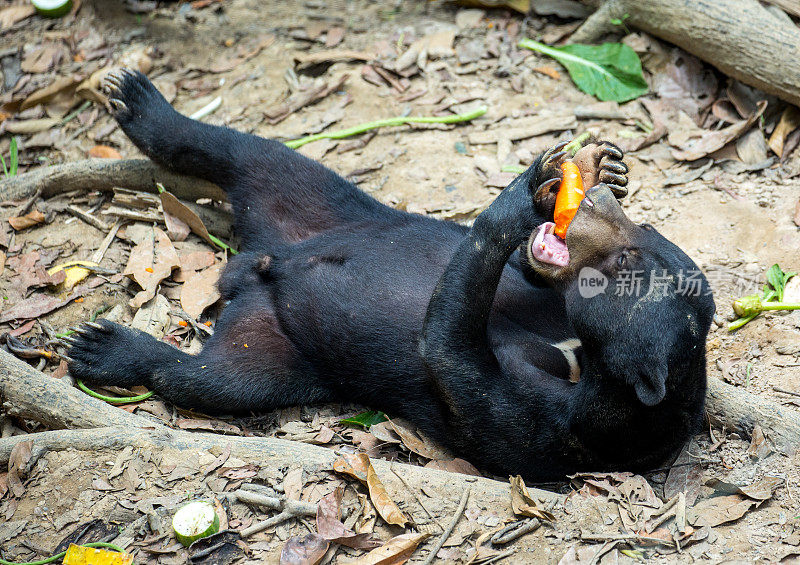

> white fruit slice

[
  {"left": 32, "top": 0, "right": 73, "bottom": 17},
  {"left": 172, "top": 500, "right": 220, "bottom": 547}
]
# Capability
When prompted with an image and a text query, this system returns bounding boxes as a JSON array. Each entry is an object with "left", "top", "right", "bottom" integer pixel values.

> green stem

[
  {"left": 564, "top": 132, "right": 591, "bottom": 156},
  {"left": 759, "top": 302, "right": 800, "bottom": 311},
  {"left": 284, "top": 106, "right": 488, "bottom": 149},
  {"left": 61, "top": 100, "right": 93, "bottom": 125},
  {"left": 501, "top": 165, "right": 526, "bottom": 174},
  {"left": 0, "top": 543, "right": 125, "bottom": 565},
  {"left": 77, "top": 379, "right": 154, "bottom": 404},
  {"left": 728, "top": 313, "right": 758, "bottom": 332},
  {"left": 207, "top": 233, "right": 238, "bottom": 255}
]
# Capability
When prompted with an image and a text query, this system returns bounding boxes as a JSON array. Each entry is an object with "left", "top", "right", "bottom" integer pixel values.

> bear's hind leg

[{"left": 65, "top": 300, "right": 330, "bottom": 414}]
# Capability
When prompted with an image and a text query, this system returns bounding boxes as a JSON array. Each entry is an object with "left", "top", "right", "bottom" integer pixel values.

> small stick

[
  {"left": 190, "top": 97, "right": 223, "bottom": 121},
  {"left": 589, "top": 540, "right": 619, "bottom": 565},
  {"left": 389, "top": 464, "right": 438, "bottom": 525},
  {"left": 14, "top": 187, "right": 42, "bottom": 217},
  {"left": 67, "top": 205, "right": 111, "bottom": 232},
  {"left": 491, "top": 518, "right": 541, "bottom": 545},
  {"left": 482, "top": 547, "right": 517, "bottom": 564},
  {"left": 232, "top": 489, "right": 318, "bottom": 517},
  {"left": 239, "top": 510, "right": 295, "bottom": 538},
  {"left": 644, "top": 494, "right": 679, "bottom": 533},
  {"left": 581, "top": 532, "right": 675, "bottom": 547},
  {"left": 421, "top": 487, "right": 470, "bottom": 565},
  {"left": 92, "top": 221, "right": 121, "bottom": 263}
]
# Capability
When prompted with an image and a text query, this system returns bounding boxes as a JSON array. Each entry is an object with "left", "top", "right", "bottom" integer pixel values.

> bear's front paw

[{"left": 62, "top": 319, "right": 153, "bottom": 388}]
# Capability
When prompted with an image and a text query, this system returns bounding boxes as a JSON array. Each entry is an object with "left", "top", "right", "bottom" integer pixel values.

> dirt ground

[{"left": 1, "top": 0, "right": 800, "bottom": 563}]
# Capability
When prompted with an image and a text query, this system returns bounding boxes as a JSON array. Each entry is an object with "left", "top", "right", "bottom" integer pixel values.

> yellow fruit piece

[
  {"left": 63, "top": 545, "right": 133, "bottom": 565},
  {"left": 48, "top": 260, "right": 99, "bottom": 291}
]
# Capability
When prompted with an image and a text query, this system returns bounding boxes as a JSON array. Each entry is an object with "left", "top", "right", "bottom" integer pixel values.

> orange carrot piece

[{"left": 553, "top": 160, "right": 585, "bottom": 239}]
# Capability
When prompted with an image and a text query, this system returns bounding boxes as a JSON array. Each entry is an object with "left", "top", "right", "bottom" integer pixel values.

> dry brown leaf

[
  {"left": 164, "top": 211, "right": 190, "bottom": 242},
  {"left": 356, "top": 492, "right": 377, "bottom": 534},
  {"left": 175, "top": 418, "right": 241, "bottom": 434},
  {"left": 0, "top": 278, "right": 100, "bottom": 323},
  {"left": 424, "top": 458, "right": 481, "bottom": 477},
  {"left": 0, "top": 4, "right": 35, "bottom": 30},
  {"left": 20, "top": 76, "right": 82, "bottom": 111},
  {"left": 3, "top": 118, "right": 61, "bottom": 135},
  {"left": 326, "top": 26, "right": 345, "bottom": 48},
  {"left": 280, "top": 533, "right": 329, "bottom": 565},
  {"left": 510, "top": 475, "right": 556, "bottom": 522},
  {"left": 177, "top": 251, "right": 216, "bottom": 273},
  {"left": 341, "top": 532, "right": 428, "bottom": 565},
  {"left": 88, "top": 145, "right": 122, "bottom": 159},
  {"left": 333, "top": 453, "right": 408, "bottom": 526},
  {"left": 768, "top": 105, "right": 800, "bottom": 157},
  {"left": 294, "top": 49, "right": 373, "bottom": 67},
  {"left": 389, "top": 418, "right": 451, "bottom": 460},
  {"left": 0, "top": 472, "right": 8, "bottom": 499},
  {"left": 159, "top": 189, "right": 217, "bottom": 247},
  {"left": 220, "top": 464, "right": 258, "bottom": 480},
  {"left": 21, "top": 45, "right": 63, "bottom": 74},
  {"left": 705, "top": 476, "right": 784, "bottom": 501},
  {"left": 76, "top": 66, "right": 113, "bottom": 105},
  {"left": 9, "top": 210, "right": 46, "bottom": 231},
  {"left": 532, "top": 66, "right": 561, "bottom": 80},
  {"left": 664, "top": 441, "right": 703, "bottom": 506},
  {"left": 368, "top": 421, "right": 401, "bottom": 444},
  {"left": 671, "top": 100, "right": 767, "bottom": 161},
  {"left": 7, "top": 440, "right": 32, "bottom": 498},
  {"left": 264, "top": 74, "right": 348, "bottom": 124},
  {"left": 688, "top": 494, "right": 757, "bottom": 527},
  {"left": 180, "top": 263, "right": 223, "bottom": 319},
  {"left": 124, "top": 227, "right": 180, "bottom": 309},
  {"left": 203, "top": 443, "right": 232, "bottom": 475},
  {"left": 317, "top": 488, "right": 382, "bottom": 549}
]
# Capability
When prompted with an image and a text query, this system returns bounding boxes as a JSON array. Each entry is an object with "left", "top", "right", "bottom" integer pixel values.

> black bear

[{"left": 65, "top": 69, "right": 715, "bottom": 481}]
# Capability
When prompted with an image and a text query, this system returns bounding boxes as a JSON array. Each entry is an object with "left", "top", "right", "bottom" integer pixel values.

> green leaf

[
  {"left": 518, "top": 39, "right": 648, "bottom": 103},
  {"left": 340, "top": 410, "right": 387, "bottom": 430},
  {"left": 765, "top": 264, "right": 796, "bottom": 302}
]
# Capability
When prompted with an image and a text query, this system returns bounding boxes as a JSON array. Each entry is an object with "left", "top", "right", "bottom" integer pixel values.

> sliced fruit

[
  {"left": 32, "top": 0, "right": 73, "bottom": 17},
  {"left": 172, "top": 500, "right": 220, "bottom": 547}
]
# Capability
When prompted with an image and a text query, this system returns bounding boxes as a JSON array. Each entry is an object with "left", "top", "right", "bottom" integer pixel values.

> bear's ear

[{"left": 632, "top": 364, "right": 667, "bottom": 406}]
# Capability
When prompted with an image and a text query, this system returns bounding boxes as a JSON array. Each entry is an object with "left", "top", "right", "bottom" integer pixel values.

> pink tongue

[{"left": 531, "top": 222, "right": 570, "bottom": 267}]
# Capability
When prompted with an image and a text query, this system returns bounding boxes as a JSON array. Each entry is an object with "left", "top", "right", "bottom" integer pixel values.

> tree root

[{"left": 0, "top": 159, "right": 234, "bottom": 239}]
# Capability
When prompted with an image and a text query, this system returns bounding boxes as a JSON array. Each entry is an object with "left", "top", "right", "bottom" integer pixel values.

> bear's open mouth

[{"left": 530, "top": 222, "right": 569, "bottom": 267}]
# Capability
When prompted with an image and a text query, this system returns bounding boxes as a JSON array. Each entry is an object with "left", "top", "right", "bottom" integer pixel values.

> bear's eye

[{"left": 616, "top": 253, "right": 628, "bottom": 270}]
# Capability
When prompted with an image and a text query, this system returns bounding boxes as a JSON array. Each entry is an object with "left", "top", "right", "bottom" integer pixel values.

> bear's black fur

[{"left": 66, "top": 69, "right": 715, "bottom": 481}]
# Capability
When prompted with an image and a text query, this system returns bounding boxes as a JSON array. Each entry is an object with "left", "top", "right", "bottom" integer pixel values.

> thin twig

[
  {"left": 581, "top": 532, "right": 675, "bottom": 547},
  {"left": 240, "top": 510, "right": 296, "bottom": 538},
  {"left": 14, "top": 186, "right": 42, "bottom": 217},
  {"left": 190, "top": 96, "right": 223, "bottom": 121},
  {"left": 92, "top": 221, "right": 121, "bottom": 263},
  {"left": 491, "top": 518, "right": 541, "bottom": 545},
  {"left": 67, "top": 205, "right": 111, "bottom": 232},
  {"left": 389, "top": 463, "right": 438, "bottom": 525},
  {"left": 421, "top": 487, "right": 470, "bottom": 565},
  {"left": 482, "top": 547, "right": 517, "bottom": 564},
  {"left": 589, "top": 540, "right": 619, "bottom": 565}
]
